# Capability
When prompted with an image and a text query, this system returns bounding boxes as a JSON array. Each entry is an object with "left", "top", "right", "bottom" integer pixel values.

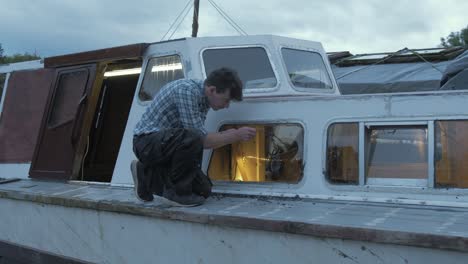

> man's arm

[{"left": 203, "top": 127, "right": 256, "bottom": 149}]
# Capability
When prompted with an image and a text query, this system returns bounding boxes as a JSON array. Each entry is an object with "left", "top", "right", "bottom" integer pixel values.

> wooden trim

[{"left": 44, "top": 43, "right": 149, "bottom": 68}]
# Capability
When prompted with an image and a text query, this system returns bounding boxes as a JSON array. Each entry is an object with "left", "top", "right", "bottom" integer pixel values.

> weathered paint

[
  {"left": 106, "top": 36, "right": 468, "bottom": 206},
  {"left": 1, "top": 35, "right": 468, "bottom": 263},
  {"left": 1, "top": 180, "right": 468, "bottom": 263}
]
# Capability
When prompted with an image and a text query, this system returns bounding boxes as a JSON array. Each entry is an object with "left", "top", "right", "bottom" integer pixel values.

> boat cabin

[
  {"left": 2, "top": 35, "right": 468, "bottom": 264},
  {"left": 1, "top": 35, "right": 468, "bottom": 206}
]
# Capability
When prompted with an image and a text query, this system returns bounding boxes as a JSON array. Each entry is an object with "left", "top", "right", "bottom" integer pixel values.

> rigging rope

[
  {"left": 161, "top": 0, "right": 248, "bottom": 40},
  {"left": 168, "top": 4, "right": 193, "bottom": 40},
  {"left": 336, "top": 47, "right": 444, "bottom": 80},
  {"left": 161, "top": 0, "right": 192, "bottom": 41},
  {"left": 207, "top": 0, "right": 248, "bottom": 35}
]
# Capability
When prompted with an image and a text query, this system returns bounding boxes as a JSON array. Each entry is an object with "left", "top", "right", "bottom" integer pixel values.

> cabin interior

[{"left": 80, "top": 61, "right": 140, "bottom": 182}]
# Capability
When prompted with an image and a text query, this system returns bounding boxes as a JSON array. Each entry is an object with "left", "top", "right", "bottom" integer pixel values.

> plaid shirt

[{"left": 134, "top": 79, "right": 210, "bottom": 136}]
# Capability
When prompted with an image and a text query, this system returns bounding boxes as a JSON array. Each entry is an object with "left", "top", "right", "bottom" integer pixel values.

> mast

[{"left": 191, "top": 0, "right": 200, "bottom": 37}]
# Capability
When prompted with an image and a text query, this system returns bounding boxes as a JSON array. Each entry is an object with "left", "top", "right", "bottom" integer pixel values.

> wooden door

[{"left": 29, "top": 64, "right": 101, "bottom": 180}]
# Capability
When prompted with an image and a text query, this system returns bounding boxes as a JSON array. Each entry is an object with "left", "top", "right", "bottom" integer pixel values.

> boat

[{"left": 1, "top": 34, "right": 468, "bottom": 263}]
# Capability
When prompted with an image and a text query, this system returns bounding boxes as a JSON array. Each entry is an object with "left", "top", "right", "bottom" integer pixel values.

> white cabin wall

[
  {"left": 206, "top": 91, "right": 468, "bottom": 204},
  {"left": 111, "top": 40, "right": 193, "bottom": 185},
  {"left": 110, "top": 36, "right": 468, "bottom": 205}
]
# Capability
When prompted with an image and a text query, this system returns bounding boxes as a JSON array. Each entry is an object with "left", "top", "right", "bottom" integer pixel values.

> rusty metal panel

[
  {"left": 0, "top": 69, "right": 54, "bottom": 163},
  {"left": 44, "top": 43, "right": 148, "bottom": 68}
]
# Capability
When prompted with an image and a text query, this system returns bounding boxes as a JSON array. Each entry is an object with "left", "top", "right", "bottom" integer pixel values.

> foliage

[
  {"left": 440, "top": 25, "right": 468, "bottom": 48},
  {"left": 0, "top": 52, "right": 41, "bottom": 64},
  {"left": 0, "top": 43, "right": 41, "bottom": 64}
]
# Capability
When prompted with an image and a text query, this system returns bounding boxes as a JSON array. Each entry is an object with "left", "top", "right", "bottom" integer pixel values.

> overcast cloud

[{"left": 1, "top": 0, "right": 467, "bottom": 57}]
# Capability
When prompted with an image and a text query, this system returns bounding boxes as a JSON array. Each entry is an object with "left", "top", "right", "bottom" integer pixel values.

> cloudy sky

[{"left": 1, "top": 0, "right": 467, "bottom": 57}]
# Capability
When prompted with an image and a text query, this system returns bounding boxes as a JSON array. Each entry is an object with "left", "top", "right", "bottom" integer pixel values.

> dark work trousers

[{"left": 133, "top": 128, "right": 212, "bottom": 198}]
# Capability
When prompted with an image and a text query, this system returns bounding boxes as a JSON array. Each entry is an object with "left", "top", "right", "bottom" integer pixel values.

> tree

[
  {"left": 0, "top": 43, "right": 41, "bottom": 64},
  {"left": 1, "top": 53, "right": 41, "bottom": 64},
  {"left": 440, "top": 25, "right": 468, "bottom": 48}
]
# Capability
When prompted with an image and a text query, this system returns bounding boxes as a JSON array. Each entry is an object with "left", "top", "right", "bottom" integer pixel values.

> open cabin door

[
  {"left": 29, "top": 43, "right": 148, "bottom": 181},
  {"left": 29, "top": 64, "right": 104, "bottom": 180}
]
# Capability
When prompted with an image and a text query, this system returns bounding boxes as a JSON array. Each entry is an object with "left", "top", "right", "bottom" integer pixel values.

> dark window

[
  {"left": 0, "top": 73, "right": 6, "bottom": 105},
  {"left": 282, "top": 48, "right": 333, "bottom": 90},
  {"left": 366, "top": 125, "right": 427, "bottom": 186},
  {"left": 48, "top": 70, "right": 89, "bottom": 128},
  {"left": 326, "top": 123, "right": 359, "bottom": 184},
  {"left": 203, "top": 47, "right": 277, "bottom": 90}
]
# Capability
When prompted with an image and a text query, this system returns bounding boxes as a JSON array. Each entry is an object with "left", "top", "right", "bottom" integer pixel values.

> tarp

[
  {"left": 332, "top": 51, "right": 468, "bottom": 94},
  {"left": 440, "top": 50, "right": 468, "bottom": 89}
]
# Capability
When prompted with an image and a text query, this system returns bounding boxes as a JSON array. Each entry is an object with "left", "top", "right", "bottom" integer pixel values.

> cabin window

[
  {"left": 139, "top": 55, "right": 184, "bottom": 101},
  {"left": 208, "top": 123, "right": 303, "bottom": 183},
  {"left": 326, "top": 123, "right": 359, "bottom": 184},
  {"left": 48, "top": 70, "right": 89, "bottom": 128},
  {"left": 365, "top": 125, "right": 428, "bottom": 186},
  {"left": 435, "top": 120, "right": 468, "bottom": 188},
  {"left": 0, "top": 73, "right": 6, "bottom": 103},
  {"left": 202, "top": 47, "right": 277, "bottom": 90},
  {"left": 281, "top": 48, "right": 333, "bottom": 90}
]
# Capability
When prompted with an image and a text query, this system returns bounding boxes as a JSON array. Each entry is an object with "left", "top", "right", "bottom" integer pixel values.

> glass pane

[
  {"left": 282, "top": 48, "right": 333, "bottom": 90},
  {"left": 139, "top": 55, "right": 184, "bottom": 101},
  {"left": 326, "top": 123, "right": 359, "bottom": 184},
  {"left": 435, "top": 121, "right": 468, "bottom": 188},
  {"left": 0, "top": 73, "right": 6, "bottom": 103},
  {"left": 203, "top": 47, "right": 277, "bottom": 90},
  {"left": 48, "top": 70, "right": 89, "bottom": 128},
  {"left": 208, "top": 124, "right": 303, "bottom": 183},
  {"left": 366, "top": 126, "right": 428, "bottom": 182}
]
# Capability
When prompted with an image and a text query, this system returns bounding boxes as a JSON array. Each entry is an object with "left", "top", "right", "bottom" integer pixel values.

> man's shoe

[
  {"left": 131, "top": 160, "right": 153, "bottom": 202},
  {"left": 161, "top": 188, "right": 205, "bottom": 207}
]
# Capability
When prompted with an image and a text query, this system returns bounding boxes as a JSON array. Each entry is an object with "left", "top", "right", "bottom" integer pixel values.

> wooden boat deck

[{"left": 1, "top": 179, "right": 467, "bottom": 253}]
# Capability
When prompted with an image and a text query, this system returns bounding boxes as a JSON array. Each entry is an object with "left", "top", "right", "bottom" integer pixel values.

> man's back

[{"left": 133, "top": 79, "right": 209, "bottom": 136}]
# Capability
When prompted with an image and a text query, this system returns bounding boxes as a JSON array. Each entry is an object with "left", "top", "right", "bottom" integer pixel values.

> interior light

[
  {"left": 104, "top": 68, "right": 142, "bottom": 77},
  {"left": 151, "top": 63, "right": 183, "bottom": 72}
]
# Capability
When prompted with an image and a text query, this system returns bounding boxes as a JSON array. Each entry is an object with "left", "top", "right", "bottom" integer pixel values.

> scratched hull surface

[{"left": 1, "top": 180, "right": 468, "bottom": 263}]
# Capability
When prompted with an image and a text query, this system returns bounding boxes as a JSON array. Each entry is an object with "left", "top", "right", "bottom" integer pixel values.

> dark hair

[{"left": 204, "top": 67, "right": 243, "bottom": 101}]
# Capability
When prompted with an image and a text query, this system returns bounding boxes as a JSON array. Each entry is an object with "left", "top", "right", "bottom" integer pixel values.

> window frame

[
  {"left": 325, "top": 119, "right": 437, "bottom": 188},
  {"left": 207, "top": 120, "right": 308, "bottom": 188},
  {"left": 200, "top": 45, "right": 280, "bottom": 95},
  {"left": 0, "top": 72, "right": 10, "bottom": 119},
  {"left": 137, "top": 52, "right": 185, "bottom": 104},
  {"left": 279, "top": 46, "right": 338, "bottom": 94}
]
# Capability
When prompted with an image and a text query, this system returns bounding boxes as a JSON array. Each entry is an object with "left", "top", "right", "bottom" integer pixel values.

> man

[{"left": 131, "top": 67, "right": 256, "bottom": 206}]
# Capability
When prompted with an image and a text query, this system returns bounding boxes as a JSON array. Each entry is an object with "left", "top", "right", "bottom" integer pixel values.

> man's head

[{"left": 204, "top": 68, "right": 243, "bottom": 110}]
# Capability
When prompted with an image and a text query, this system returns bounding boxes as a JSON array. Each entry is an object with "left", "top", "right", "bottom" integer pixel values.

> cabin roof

[{"left": 0, "top": 59, "right": 43, "bottom": 74}]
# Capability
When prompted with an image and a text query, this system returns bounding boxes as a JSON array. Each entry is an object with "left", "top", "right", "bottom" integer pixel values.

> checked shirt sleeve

[{"left": 173, "top": 87, "right": 208, "bottom": 136}]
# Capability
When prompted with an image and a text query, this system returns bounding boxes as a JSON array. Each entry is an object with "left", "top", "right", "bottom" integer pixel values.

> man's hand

[
  {"left": 204, "top": 126, "right": 257, "bottom": 149},
  {"left": 235, "top": 126, "right": 256, "bottom": 141}
]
